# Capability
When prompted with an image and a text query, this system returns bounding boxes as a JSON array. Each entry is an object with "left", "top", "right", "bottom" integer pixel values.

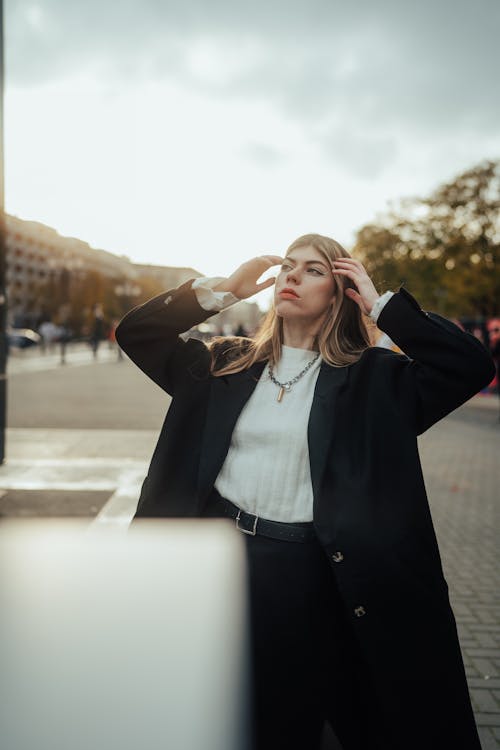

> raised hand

[
  {"left": 331, "top": 257, "right": 379, "bottom": 315},
  {"left": 214, "top": 255, "right": 284, "bottom": 300}
]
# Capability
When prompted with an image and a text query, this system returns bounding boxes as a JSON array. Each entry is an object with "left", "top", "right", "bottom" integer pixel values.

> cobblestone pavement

[{"left": 418, "top": 401, "right": 500, "bottom": 749}]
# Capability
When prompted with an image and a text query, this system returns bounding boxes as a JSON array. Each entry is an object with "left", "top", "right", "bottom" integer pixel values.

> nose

[{"left": 286, "top": 267, "right": 300, "bottom": 285}]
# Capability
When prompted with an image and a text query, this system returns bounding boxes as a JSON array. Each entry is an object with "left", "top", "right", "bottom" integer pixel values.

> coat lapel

[
  {"left": 196, "top": 361, "right": 266, "bottom": 507},
  {"left": 308, "top": 361, "right": 349, "bottom": 515}
]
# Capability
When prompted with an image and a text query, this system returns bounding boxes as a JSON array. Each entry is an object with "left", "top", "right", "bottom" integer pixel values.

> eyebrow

[{"left": 284, "top": 258, "right": 329, "bottom": 269}]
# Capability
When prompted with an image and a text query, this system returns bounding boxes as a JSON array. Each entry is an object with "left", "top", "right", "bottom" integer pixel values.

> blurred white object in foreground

[{"left": 0, "top": 519, "right": 250, "bottom": 750}]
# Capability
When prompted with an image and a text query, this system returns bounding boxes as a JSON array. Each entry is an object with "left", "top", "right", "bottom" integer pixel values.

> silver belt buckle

[{"left": 236, "top": 509, "right": 258, "bottom": 536}]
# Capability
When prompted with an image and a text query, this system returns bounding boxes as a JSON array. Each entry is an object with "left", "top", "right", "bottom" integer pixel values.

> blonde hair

[{"left": 208, "top": 233, "right": 371, "bottom": 376}]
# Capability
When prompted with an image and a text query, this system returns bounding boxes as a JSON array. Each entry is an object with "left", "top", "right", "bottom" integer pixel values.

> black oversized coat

[{"left": 116, "top": 280, "right": 494, "bottom": 750}]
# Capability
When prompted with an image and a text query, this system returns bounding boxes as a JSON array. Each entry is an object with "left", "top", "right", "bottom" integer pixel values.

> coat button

[
  {"left": 331, "top": 551, "right": 344, "bottom": 563},
  {"left": 354, "top": 606, "right": 366, "bottom": 617}
]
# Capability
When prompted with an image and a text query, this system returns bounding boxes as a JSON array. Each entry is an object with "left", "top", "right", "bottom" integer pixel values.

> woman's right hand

[{"left": 214, "top": 255, "right": 284, "bottom": 300}]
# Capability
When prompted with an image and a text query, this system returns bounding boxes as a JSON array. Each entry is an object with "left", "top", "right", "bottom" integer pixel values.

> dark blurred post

[{"left": 0, "top": 0, "right": 7, "bottom": 464}]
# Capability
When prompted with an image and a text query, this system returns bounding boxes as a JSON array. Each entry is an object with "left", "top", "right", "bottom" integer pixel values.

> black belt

[{"left": 207, "top": 490, "right": 317, "bottom": 543}]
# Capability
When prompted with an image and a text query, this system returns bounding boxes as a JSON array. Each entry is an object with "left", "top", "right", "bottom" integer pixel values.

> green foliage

[{"left": 353, "top": 159, "right": 500, "bottom": 317}]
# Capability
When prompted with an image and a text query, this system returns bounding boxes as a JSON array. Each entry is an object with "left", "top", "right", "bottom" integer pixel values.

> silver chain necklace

[{"left": 268, "top": 352, "right": 320, "bottom": 402}]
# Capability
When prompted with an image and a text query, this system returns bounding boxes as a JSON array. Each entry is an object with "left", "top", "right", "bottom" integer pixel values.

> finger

[
  {"left": 333, "top": 257, "right": 364, "bottom": 266},
  {"left": 332, "top": 259, "right": 365, "bottom": 272},
  {"left": 332, "top": 265, "right": 366, "bottom": 283},
  {"left": 331, "top": 268, "right": 357, "bottom": 280},
  {"left": 259, "top": 255, "right": 285, "bottom": 265},
  {"left": 332, "top": 260, "right": 366, "bottom": 275},
  {"left": 256, "top": 276, "right": 276, "bottom": 292},
  {"left": 344, "top": 288, "right": 364, "bottom": 308}
]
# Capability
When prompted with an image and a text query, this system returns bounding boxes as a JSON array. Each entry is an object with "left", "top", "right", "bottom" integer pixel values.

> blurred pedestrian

[
  {"left": 89, "top": 304, "right": 107, "bottom": 359},
  {"left": 38, "top": 319, "right": 59, "bottom": 354},
  {"left": 57, "top": 324, "right": 71, "bottom": 365},
  {"left": 116, "top": 234, "right": 494, "bottom": 750},
  {"left": 56, "top": 304, "right": 72, "bottom": 365}
]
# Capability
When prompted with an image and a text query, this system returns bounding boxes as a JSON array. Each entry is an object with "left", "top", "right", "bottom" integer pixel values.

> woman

[{"left": 116, "top": 234, "right": 494, "bottom": 750}]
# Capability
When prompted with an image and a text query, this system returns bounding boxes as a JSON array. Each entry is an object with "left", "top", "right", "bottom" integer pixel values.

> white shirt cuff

[
  {"left": 191, "top": 277, "right": 241, "bottom": 312},
  {"left": 369, "top": 291, "right": 394, "bottom": 323}
]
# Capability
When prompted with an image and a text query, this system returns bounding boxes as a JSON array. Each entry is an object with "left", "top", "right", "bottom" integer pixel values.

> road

[{"left": 2, "top": 346, "right": 500, "bottom": 748}]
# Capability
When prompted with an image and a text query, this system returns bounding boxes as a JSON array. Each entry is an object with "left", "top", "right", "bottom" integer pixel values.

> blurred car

[{"left": 7, "top": 328, "right": 41, "bottom": 349}]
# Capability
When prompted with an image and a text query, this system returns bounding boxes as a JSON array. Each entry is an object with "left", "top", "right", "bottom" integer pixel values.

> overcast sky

[{"left": 5, "top": 0, "right": 500, "bottom": 303}]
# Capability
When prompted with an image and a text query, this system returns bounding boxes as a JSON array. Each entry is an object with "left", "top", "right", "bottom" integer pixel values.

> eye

[
  {"left": 308, "top": 268, "right": 324, "bottom": 275},
  {"left": 281, "top": 262, "right": 292, "bottom": 270}
]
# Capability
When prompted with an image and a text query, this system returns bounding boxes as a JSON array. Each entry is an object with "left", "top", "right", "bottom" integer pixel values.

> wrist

[
  {"left": 369, "top": 291, "right": 394, "bottom": 322},
  {"left": 214, "top": 281, "right": 241, "bottom": 299},
  {"left": 213, "top": 281, "right": 234, "bottom": 293},
  {"left": 366, "top": 294, "right": 379, "bottom": 315},
  {"left": 191, "top": 277, "right": 241, "bottom": 312}
]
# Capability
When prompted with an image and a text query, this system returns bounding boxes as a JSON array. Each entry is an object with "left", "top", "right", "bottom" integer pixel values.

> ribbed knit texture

[{"left": 214, "top": 346, "right": 322, "bottom": 522}]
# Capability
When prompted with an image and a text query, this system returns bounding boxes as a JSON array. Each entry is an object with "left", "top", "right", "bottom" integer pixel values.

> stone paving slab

[{"left": 0, "top": 489, "right": 112, "bottom": 518}]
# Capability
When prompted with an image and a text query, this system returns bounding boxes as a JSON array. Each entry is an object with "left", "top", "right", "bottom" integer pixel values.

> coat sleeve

[
  {"left": 115, "top": 278, "right": 220, "bottom": 396},
  {"left": 375, "top": 286, "right": 496, "bottom": 435}
]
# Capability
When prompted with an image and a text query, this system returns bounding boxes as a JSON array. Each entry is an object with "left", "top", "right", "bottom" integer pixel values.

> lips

[{"left": 279, "top": 288, "right": 300, "bottom": 299}]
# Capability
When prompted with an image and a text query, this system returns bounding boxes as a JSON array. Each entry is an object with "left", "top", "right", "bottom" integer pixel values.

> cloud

[
  {"left": 6, "top": 0, "right": 500, "bottom": 180},
  {"left": 239, "top": 142, "right": 288, "bottom": 166},
  {"left": 315, "top": 124, "right": 399, "bottom": 179}
]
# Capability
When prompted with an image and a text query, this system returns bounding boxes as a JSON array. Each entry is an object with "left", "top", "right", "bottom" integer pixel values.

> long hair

[{"left": 208, "top": 233, "right": 371, "bottom": 376}]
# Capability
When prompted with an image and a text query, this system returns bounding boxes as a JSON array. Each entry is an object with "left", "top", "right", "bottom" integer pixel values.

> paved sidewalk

[
  {"left": 0, "top": 394, "right": 499, "bottom": 747},
  {"left": 7, "top": 341, "right": 123, "bottom": 374}
]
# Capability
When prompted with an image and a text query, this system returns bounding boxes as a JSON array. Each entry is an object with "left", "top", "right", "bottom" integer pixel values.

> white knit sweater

[
  {"left": 191, "top": 277, "right": 393, "bottom": 522},
  {"left": 216, "top": 345, "right": 322, "bottom": 521}
]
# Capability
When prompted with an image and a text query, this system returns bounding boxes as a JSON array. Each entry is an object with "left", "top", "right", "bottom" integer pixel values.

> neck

[{"left": 282, "top": 320, "right": 321, "bottom": 351}]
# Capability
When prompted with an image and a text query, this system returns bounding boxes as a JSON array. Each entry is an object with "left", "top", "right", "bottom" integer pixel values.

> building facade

[
  {"left": 5, "top": 214, "right": 136, "bottom": 328},
  {"left": 5, "top": 214, "right": 263, "bottom": 334}
]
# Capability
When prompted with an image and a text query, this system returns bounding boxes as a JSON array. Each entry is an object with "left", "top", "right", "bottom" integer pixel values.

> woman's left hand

[{"left": 331, "top": 257, "right": 380, "bottom": 315}]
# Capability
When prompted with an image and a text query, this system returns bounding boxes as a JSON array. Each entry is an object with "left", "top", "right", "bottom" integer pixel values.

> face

[{"left": 274, "top": 246, "right": 336, "bottom": 321}]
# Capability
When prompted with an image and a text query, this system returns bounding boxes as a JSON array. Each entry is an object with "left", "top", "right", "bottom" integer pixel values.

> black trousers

[{"left": 203, "top": 491, "right": 390, "bottom": 750}]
